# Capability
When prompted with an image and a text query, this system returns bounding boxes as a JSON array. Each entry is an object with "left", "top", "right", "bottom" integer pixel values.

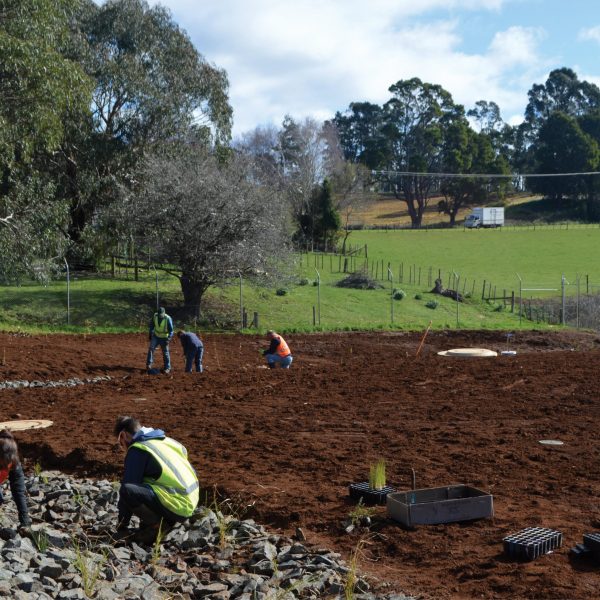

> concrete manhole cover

[
  {"left": 0, "top": 419, "right": 53, "bottom": 431},
  {"left": 539, "top": 440, "right": 564, "bottom": 446},
  {"left": 438, "top": 348, "right": 498, "bottom": 358}
]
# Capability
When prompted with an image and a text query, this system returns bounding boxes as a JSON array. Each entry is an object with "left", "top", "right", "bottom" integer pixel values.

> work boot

[{"left": 163, "top": 368, "right": 171, "bottom": 374}]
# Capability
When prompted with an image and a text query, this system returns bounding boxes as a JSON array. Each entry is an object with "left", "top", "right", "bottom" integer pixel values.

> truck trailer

[{"left": 464, "top": 207, "right": 504, "bottom": 228}]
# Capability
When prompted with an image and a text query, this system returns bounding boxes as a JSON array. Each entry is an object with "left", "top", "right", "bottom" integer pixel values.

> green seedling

[
  {"left": 31, "top": 528, "right": 49, "bottom": 553},
  {"left": 369, "top": 458, "right": 386, "bottom": 491},
  {"left": 151, "top": 519, "right": 166, "bottom": 566},
  {"left": 72, "top": 536, "right": 107, "bottom": 598},
  {"left": 367, "top": 461, "right": 386, "bottom": 491},
  {"left": 344, "top": 538, "right": 365, "bottom": 600},
  {"left": 348, "top": 498, "right": 376, "bottom": 527}
]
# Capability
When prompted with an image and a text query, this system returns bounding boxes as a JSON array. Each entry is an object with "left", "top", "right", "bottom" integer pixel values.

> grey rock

[
  {"left": 37, "top": 559, "right": 64, "bottom": 579},
  {"left": 192, "top": 582, "right": 229, "bottom": 597}
]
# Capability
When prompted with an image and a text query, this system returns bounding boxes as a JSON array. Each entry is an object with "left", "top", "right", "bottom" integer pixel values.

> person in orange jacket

[{"left": 262, "top": 330, "right": 293, "bottom": 368}]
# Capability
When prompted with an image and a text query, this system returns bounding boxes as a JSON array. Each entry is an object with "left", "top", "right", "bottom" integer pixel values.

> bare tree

[
  {"left": 129, "top": 147, "right": 291, "bottom": 317},
  {"left": 322, "top": 122, "right": 371, "bottom": 253}
]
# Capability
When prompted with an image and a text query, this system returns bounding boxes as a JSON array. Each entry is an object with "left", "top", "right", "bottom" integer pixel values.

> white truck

[{"left": 464, "top": 207, "right": 504, "bottom": 228}]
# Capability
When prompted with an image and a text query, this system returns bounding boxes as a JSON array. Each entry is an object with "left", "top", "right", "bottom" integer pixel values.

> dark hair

[
  {"left": 114, "top": 416, "right": 141, "bottom": 437},
  {"left": 0, "top": 429, "right": 19, "bottom": 467}
]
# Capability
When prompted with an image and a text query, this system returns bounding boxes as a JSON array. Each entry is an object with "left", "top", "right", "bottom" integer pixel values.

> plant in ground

[
  {"left": 151, "top": 519, "right": 166, "bottom": 566},
  {"left": 31, "top": 528, "right": 49, "bottom": 553},
  {"left": 425, "top": 300, "right": 439, "bottom": 309},
  {"left": 369, "top": 459, "right": 386, "bottom": 490},
  {"left": 393, "top": 289, "right": 406, "bottom": 300},
  {"left": 348, "top": 498, "right": 376, "bottom": 527},
  {"left": 344, "top": 538, "right": 366, "bottom": 600},
  {"left": 72, "top": 535, "right": 107, "bottom": 597}
]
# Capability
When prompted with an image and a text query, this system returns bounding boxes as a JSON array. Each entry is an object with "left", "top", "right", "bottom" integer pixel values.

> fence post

[
  {"left": 482, "top": 280, "right": 486, "bottom": 300},
  {"left": 561, "top": 274, "right": 566, "bottom": 325},
  {"left": 511, "top": 291, "right": 515, "bottom": 313},
  {"left": 253, "top": 312, "right": 259, "bottom": 329}
]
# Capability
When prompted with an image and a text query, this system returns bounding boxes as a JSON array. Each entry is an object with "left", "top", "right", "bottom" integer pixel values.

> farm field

[
  {"left": 349, "top": 227, "right": 600, "bottom": 296},
  {"left": 3, "top": 330, "right": 600, "bottom": 599}
]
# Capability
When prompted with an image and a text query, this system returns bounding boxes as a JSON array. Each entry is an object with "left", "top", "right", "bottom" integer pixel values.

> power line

[{"left": 372, "top": 169, "right": 600, "bottom": 179}]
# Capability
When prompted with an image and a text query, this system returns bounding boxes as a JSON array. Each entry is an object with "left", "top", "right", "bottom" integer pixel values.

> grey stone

[
  {"left": 38, "top": 559, "right": 64, "bottom": 579},
  {"left": 192, "top": 582, "right": 229, "bottom": 597},
  {"left": 57, "top": 589, "right": 88, "bottom": 600}
]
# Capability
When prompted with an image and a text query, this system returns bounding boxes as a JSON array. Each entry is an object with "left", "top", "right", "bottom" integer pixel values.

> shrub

[
  {"left": 336, "top": 271, "right": 383, "bottom": 290},
  {"left": 425, "top": 300, "right": 439, "bottom": 309},
  {"left": 392, "top": 289, "right": 406, "bottom": 300},
  {"left": 298, "top": 278, "right": 309, "bottom": 286},
  {"left": 275, "top": 288, "right": 287, "bottom": 296},
  {"left": 312, "top": 280, "right": 319, "bottom": 286},
  {"left": 414, "top": 293, "right": 422, "bottom": 300}
]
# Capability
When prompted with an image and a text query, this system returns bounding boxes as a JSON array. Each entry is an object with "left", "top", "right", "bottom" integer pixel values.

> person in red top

[
  {"left": 0, "top": 430, "right": 31, "bottom": 528},
  {"left": 263, "top": 330, "right": 293, "bottom": 369}
]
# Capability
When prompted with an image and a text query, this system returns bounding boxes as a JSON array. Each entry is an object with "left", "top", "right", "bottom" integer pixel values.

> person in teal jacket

[{"left": 146, "top": 307, "right": 174, "bottom": 373}]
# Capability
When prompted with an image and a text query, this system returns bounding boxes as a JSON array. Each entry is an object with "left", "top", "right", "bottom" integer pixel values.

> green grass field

[
  {"left": 0, "top": 225, "right": 598, "bottom": 334},
  {"left": 349, "top": 225, "right": 600, "bottom": 295}
]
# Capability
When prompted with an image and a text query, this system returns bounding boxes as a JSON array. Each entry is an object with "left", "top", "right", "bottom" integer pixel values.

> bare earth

[{"left": 1, "top": 329, "right": 600, "bottom": 599}]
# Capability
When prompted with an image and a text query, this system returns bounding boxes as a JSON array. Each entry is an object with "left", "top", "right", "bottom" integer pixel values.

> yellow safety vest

[
  {"left": 153, "top": 314, "right": 170, "bottom": 339},
  {"left": 131, "top": 437, "right": 199, "bottom": 517}
]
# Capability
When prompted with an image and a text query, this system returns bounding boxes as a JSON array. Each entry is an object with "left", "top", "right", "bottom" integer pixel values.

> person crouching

[
  {"left": 114, "top": 416, "right": 199, "bottom": 544},
  {"left": 0, "top": 430, "right": 31, "bottom": 529},
  {"left": 263, "top": 330, "right": 293, "bottom": 369}
]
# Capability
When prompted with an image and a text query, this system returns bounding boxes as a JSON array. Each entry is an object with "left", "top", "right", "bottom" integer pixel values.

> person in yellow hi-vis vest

[
  {"left": 114, "top": 416, "right": 199, "bottom": 544},
  {"left": 146, "top": 306, "right": 174, "bottom": 374}
]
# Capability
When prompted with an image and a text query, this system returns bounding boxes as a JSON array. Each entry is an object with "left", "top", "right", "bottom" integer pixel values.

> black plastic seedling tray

[
  {"left": 503, "top": 527, "right": 562, "bottom": 561},
  {"left": 349, "top": 481, "right": 395, "bottom": 505}
]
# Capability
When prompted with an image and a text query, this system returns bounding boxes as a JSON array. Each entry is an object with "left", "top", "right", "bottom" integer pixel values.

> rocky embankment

[{"left": 0, "top": 472, "right": 415, "bottom": 599}]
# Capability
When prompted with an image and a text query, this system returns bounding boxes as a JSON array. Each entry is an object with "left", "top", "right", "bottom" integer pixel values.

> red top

[{"left": 0, "top": 463, "right": 12, "bottom": 484}]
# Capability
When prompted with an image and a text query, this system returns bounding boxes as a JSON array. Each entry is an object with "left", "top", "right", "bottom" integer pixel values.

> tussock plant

[
  {"left": 344, "top": 538, "right": 365, "bottom": 600},
  {"left": 368, "top": 459, "right": 386, "bottom": 491},
  {"left": 151, "top": 519, "right": 166, "bottom": 566},
  {"left": 72, "top": 536, "right": 107, "bottom": 598},
  {"left": 31, "top": 528, "right": 49, "bottom": 553}
]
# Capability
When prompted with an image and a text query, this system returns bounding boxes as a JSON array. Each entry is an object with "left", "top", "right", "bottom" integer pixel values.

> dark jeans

[
  {"left": 118, "top": 482, "right": 183, "bottom": 528},
  {"left": 185, "top": 346, "right": 204, "bottom": 372}
]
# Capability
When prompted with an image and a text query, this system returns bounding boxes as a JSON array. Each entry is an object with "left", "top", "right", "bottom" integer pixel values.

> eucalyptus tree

[
  {"left": 530, "top": 112, "right": 599, "bottom": 207},
  {"left": 0, "top": 0, "right": 91, "bottom": 281},
  {"left": 378, "top": 78, "right": 463, "bottom": 228},
  {"left": 57, "top": 0, "right": 233, "bottom": 258},
  {"left": 128, "top": 147, "right": 291, "bottom": 317}
]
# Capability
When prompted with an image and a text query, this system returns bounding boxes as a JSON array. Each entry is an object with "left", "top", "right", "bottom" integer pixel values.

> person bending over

[{"left": 177, "top": 330, "right": 204, "bottom": 373}]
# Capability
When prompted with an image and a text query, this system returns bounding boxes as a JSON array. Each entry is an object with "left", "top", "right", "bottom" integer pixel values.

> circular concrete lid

[
  {"left": 437, "top": 348, "right": 498, "bottom": 358},
  {"left": 539, "top": 439, "right": 564, "bottom": 446},
  {"left": 0, "top": 419, "right": 53, "bottom": 431}
]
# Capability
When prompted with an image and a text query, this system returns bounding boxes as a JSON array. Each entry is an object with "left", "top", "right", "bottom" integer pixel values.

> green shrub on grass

[
  {"left": 392, "top": 289, "right": 406, "bottom": 300},
  {"left": 425, "top": 300, "right": 439, "bottom": 309},
  {"left": 414, "top": 293, "right": 422, "bottom": 300},
  {"left": 275, "top": 288, "right": 288, "bottom": 296}
]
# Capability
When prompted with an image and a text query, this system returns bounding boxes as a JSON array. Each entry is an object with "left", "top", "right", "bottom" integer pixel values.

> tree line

[{"left": 2, "top": 0, "right": 600, "bottom": 317}]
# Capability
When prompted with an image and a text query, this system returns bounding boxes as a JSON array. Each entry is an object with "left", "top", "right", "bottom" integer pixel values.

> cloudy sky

[{"left": 145, "top": 0, "right": 600, "bottom": 137}]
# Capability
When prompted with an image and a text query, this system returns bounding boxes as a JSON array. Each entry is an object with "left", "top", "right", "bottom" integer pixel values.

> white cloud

[
  {"left": 144, "top": 0, "right": 548, "bottom": 135},
  {"left": 578, "top": 26, "right": 600, "bottom": 44}
]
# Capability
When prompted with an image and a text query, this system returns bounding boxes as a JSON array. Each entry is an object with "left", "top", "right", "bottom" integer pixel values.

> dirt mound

[{"left": 2, "top": 329, "right": 600, "bottom": 599}]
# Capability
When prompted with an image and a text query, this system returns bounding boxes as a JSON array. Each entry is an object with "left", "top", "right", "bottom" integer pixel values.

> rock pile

[
  {"left": 0, "top": 376, "right": 111, "bottom": 391},
  {"left": 0, "top": 472, "right": 415, "bottom": 599}
]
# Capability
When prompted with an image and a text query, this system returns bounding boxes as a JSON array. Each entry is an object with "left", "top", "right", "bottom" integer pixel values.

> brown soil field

[{"left": 1, "top": 329, "right": 600, "bottom": 599}]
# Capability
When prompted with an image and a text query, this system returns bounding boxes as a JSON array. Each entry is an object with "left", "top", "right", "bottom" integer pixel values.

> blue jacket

[{"left": 179, "top": 332, "right": 203, "bottom": 355}]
